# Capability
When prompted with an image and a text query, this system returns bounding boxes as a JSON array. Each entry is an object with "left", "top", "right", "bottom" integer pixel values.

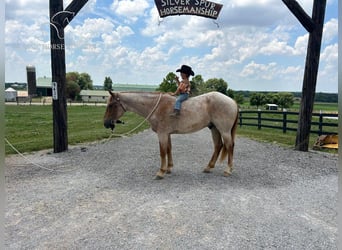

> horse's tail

[{"left": 219, "top": 108, "right": 239, "bottom": 162}]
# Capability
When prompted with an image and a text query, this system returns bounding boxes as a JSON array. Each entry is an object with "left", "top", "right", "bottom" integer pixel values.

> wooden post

[
  {"left": 283, "top": 111, "right": 287, "bottom": 133},
  {"left": 49, "top": 0, "right": 88, "bottom": 153},
  {"left": 318, "top": 113, "right": 323, "bottom": 136},
  {"left": 50, "top": 0, "right": 67, "bottom": 153},
  {"left": 257, "top": 110, "right": 261, "bottom": 130},
  {"left": 283, "top": 0, "right": 326, "bottom": 151}
]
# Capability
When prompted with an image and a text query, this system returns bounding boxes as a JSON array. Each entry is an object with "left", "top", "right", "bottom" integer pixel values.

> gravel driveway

[{"left": 5, "top": 129, "right": 338, "bottom": 249}]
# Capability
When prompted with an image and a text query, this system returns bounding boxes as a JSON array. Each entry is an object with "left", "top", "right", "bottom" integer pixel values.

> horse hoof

[
  {"left": 155, "top": 169, "right": 167, "bottom": 179},
  {"left": 166, "top": 169, "right": 172, "bottom": 174},
  {"left": 203, "top": 167, "right": 212, "bottom": 173},
  {"left": 223, "top": 171, "right": 231, "bottom": 177}
]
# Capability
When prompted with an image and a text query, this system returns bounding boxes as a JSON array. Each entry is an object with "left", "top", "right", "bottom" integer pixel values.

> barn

[
  {"left": 5, "top": 88, "right": 17, "bottom": 102},
  {"left": 36, "top": 76, "right": 52, "bottom": 97},
  {"left": 79, "top": 90, "right": 109, "bottom": 103}
]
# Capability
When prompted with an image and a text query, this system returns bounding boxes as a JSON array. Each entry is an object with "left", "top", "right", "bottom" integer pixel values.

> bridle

[{"left": 114, "top": 96, "right": 127, "bottom": 112}]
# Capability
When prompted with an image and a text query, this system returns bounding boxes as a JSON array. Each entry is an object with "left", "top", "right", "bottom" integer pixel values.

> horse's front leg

[{"left": 156, "top": 133, "right": 170, "bottom": 179}]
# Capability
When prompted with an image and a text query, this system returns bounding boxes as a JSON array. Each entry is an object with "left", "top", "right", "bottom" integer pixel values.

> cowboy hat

[{"left": 176, "top": 65, "right": 195, "bottom": 76}]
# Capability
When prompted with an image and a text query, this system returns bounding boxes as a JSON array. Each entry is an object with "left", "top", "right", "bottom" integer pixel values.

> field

[
  {"left": 5, "top": 104, "right": 149, "bottom": 154},
  {"left": 5, "top": 102, "right": 338, "bottom": 155}
]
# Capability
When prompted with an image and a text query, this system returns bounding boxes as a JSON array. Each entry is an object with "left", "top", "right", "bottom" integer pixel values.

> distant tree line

[
  {"left": 156, "top": 72, "right": 339, "bottom": 108},
  {"left": 235, "top": 90, "right": 337, "bottom": 103},
  {"left": 249, "top": 92, "right": 294, "bottom": 109}
]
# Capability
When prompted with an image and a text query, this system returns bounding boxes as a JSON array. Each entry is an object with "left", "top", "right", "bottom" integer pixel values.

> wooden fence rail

[{"left": 239, "top": 110, "right": 338, "bottom": 135}]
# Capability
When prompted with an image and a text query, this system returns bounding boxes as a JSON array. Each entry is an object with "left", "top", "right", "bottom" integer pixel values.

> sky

[{"left": 5, "top": 0, "right": 338, "bottom": 93}]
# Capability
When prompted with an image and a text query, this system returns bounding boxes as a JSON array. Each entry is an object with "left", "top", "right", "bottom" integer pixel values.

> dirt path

[{"left": 5, "top": 129, "right": 338, "bottom": 249}]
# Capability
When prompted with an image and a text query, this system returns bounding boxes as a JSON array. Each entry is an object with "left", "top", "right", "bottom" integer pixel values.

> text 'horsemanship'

[{"left": 154, "top": 0, "right": 223, "bottom": 19}]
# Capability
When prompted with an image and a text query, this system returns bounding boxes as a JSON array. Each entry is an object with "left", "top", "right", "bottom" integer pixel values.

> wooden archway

[{"left": 49, "top": 0, "right": 326, "bottom": 153}]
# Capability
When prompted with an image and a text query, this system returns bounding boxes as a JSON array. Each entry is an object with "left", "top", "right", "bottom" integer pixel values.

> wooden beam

[
  {"left": 282, "top": 0, "right": 315, "bottom": 32},
  {"left": 49, "top": 0, "right": 68, "bottom": 153},
  {"left": 295, "top": 0, "right": 326, "bottom": 151},
  {"left": 49, "top": 0, "right": 88, "bottom": 153},
  {"left": 62, "top": 0, "right": 89, "bottom": 28}
]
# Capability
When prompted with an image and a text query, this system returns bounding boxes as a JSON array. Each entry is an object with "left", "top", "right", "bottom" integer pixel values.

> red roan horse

[{"left": 104, "top": 91, "right": 239, "bottom": 179}]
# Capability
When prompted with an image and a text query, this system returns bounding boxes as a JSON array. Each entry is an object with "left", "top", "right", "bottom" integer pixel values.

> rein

[{"left": 112, "top": 92, "right": 162, "bottom": 137}]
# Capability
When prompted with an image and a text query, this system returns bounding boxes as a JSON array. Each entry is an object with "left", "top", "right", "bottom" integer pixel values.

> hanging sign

[
  {"left": 154, "top": 0, "right": 223, "bottom": 19},
  {"left": 52, "top": 82, "right": 58, "bottom": 100}
]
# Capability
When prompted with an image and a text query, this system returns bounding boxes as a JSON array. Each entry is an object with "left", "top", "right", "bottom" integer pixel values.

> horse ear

[{"left": 108, "top": 90, "right": 115, "bottom": 97}]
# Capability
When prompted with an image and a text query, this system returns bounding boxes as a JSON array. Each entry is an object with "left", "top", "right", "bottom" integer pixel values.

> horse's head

[{"left": 103, "top": 91, "right": 126, "bottom": 131}]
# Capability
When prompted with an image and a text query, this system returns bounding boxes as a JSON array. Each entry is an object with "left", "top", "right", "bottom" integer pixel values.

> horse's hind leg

[
  {"left": 222, "top": 132, "right": 234, "bottom": 176},
  {"left": 203, "top": 126, "right": 223, "bottom": 173},
  {"left": 166, "top": 134, "right": 173, "bottom": 174}
]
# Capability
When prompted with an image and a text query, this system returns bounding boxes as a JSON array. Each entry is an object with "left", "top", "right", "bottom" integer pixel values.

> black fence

[{"left": 239, "top": 110, "right": 338, "bottom": 135}]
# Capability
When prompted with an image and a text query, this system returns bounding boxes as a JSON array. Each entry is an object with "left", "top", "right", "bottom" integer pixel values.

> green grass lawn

[{"left": 5, "top": 105, "right": 149, "bottom": 154}]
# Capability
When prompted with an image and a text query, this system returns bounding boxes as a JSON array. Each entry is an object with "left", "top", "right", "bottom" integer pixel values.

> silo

[{"left": 26, "top": 65, "right": 37, "bottom": 96}]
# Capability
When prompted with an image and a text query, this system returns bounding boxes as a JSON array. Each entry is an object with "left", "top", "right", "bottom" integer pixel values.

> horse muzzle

[{"left": 104, "top": 119, "right": 115, "bottom": 131}]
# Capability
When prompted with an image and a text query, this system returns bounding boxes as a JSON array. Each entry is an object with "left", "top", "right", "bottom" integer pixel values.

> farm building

[
  {"left": 36, "top": 76, "right": 52, "bottom": 97},
  {"left": 5, "top": 88, "right": 17, "bottom": 102},
  {"left": 5, "top": 88, "right": 29, "bottom": 103},
  {"left": 79, "top": 90, "right": 109, "bottom": 103},
  {"left": 265, "top": 104, "right": 278, "bottom": 110},
  {"left": 5, "top": 76, "right": 53, "bottom": 98},
  {"left": 16, "top": 91, "right": 30, "bottom": 103}
]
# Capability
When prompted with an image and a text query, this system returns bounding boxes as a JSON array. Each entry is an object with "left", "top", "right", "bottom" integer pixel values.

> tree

[
  {"left": 104, "top": 76, "right": 113, "bottom": 91},
  {"left": 157, "top": 72, "right": 178, "bottom": 92},
  {"left": 250, "top": 92, "right": 267, "bottom": 109},
  {"left": 234, "top": 93, "right": 245, "bottom": 106},
  {"left": 66, "top": 72, "right": 81, "bottom": 100},
  {"left": 205, "top": 78, "right": 228, "bottom": 95},
  {"left": 78, "top": 72, "right": 93, "bottom": 90},
  {"left": 66, "top": 72, "right": 80, "bottom": 83},
  {"left": 191, "top": 74, "right": 205, "bottom": 95},
  {"left": 265, "top": 93, "right": 280, "bottom": 104},
  {"left": 277, "top": 92, "right": 294, "bottom": 110},
  {"left": 66, "top": 80, "right": 80, "bottom": 100}
]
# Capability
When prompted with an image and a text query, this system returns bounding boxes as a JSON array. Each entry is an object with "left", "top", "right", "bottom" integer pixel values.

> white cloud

[
  {"left": 322, "top": 18, "right": 337, "bottom": 43},
  {"left": 240, "top": 61, "right": 278, "bottom": 80},
  {"left": 5, "top": 0, "right": 48, "bottom": 21},
  {"left": 293, "top": 34, "right": 309, "bottom": 55},
  {"left": 319, "top": 43, "right": 338, "bottom": 80},
  {"left": 111, "top": 0, "right": 149, "bottom": 22},
  {"left": 259, "top": 39, "right": 294, "bottom": 56}
]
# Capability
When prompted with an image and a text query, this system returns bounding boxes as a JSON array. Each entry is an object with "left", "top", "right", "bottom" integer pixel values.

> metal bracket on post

[{"left": 52, "top": 82, "right": 58, "bottom": 100}]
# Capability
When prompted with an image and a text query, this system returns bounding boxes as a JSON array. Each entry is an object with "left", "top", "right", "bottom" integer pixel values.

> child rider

[{"left": 170, "top": 65, "right": 195, "bottom": 116}]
